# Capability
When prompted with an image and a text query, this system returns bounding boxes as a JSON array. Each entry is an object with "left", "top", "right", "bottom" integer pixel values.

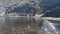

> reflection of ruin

[
  {"left": 0, "top": 17, "right": 41, "bottom": 34},
  {"left": 1, "top": 25, "right": 39, "bottom": 34}
]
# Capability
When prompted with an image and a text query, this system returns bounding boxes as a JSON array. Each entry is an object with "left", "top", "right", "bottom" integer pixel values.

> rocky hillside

[{"left": 0, "top": 0, "right": 42, "bottom": 14}]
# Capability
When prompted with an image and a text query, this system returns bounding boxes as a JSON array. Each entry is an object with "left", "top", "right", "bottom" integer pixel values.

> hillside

[
  {"left": 0, "top": 0, "right": 42, "bottom": 15},
  {"left": 39, "top": 0, "right": 60, "bottom": 12}
]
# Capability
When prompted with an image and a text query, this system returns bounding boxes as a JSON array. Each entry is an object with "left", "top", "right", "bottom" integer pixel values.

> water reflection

[{"left": 0, "top": 17, "right": 43, "bottom": 34}]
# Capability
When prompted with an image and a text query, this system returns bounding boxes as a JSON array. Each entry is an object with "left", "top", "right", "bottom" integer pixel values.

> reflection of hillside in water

[{"left": 0, "top": 17, "right": 43, "bottom": 34}]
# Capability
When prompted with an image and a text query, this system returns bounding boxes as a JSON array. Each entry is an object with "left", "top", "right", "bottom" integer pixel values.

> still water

[{"left": 0, "top": 17, "right": 43, "bottom": 34}]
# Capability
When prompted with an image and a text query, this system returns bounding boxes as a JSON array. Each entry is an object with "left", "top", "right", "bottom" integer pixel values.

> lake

[{"left": 0, "top": 17, "right": 43, "bottom": 34}]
